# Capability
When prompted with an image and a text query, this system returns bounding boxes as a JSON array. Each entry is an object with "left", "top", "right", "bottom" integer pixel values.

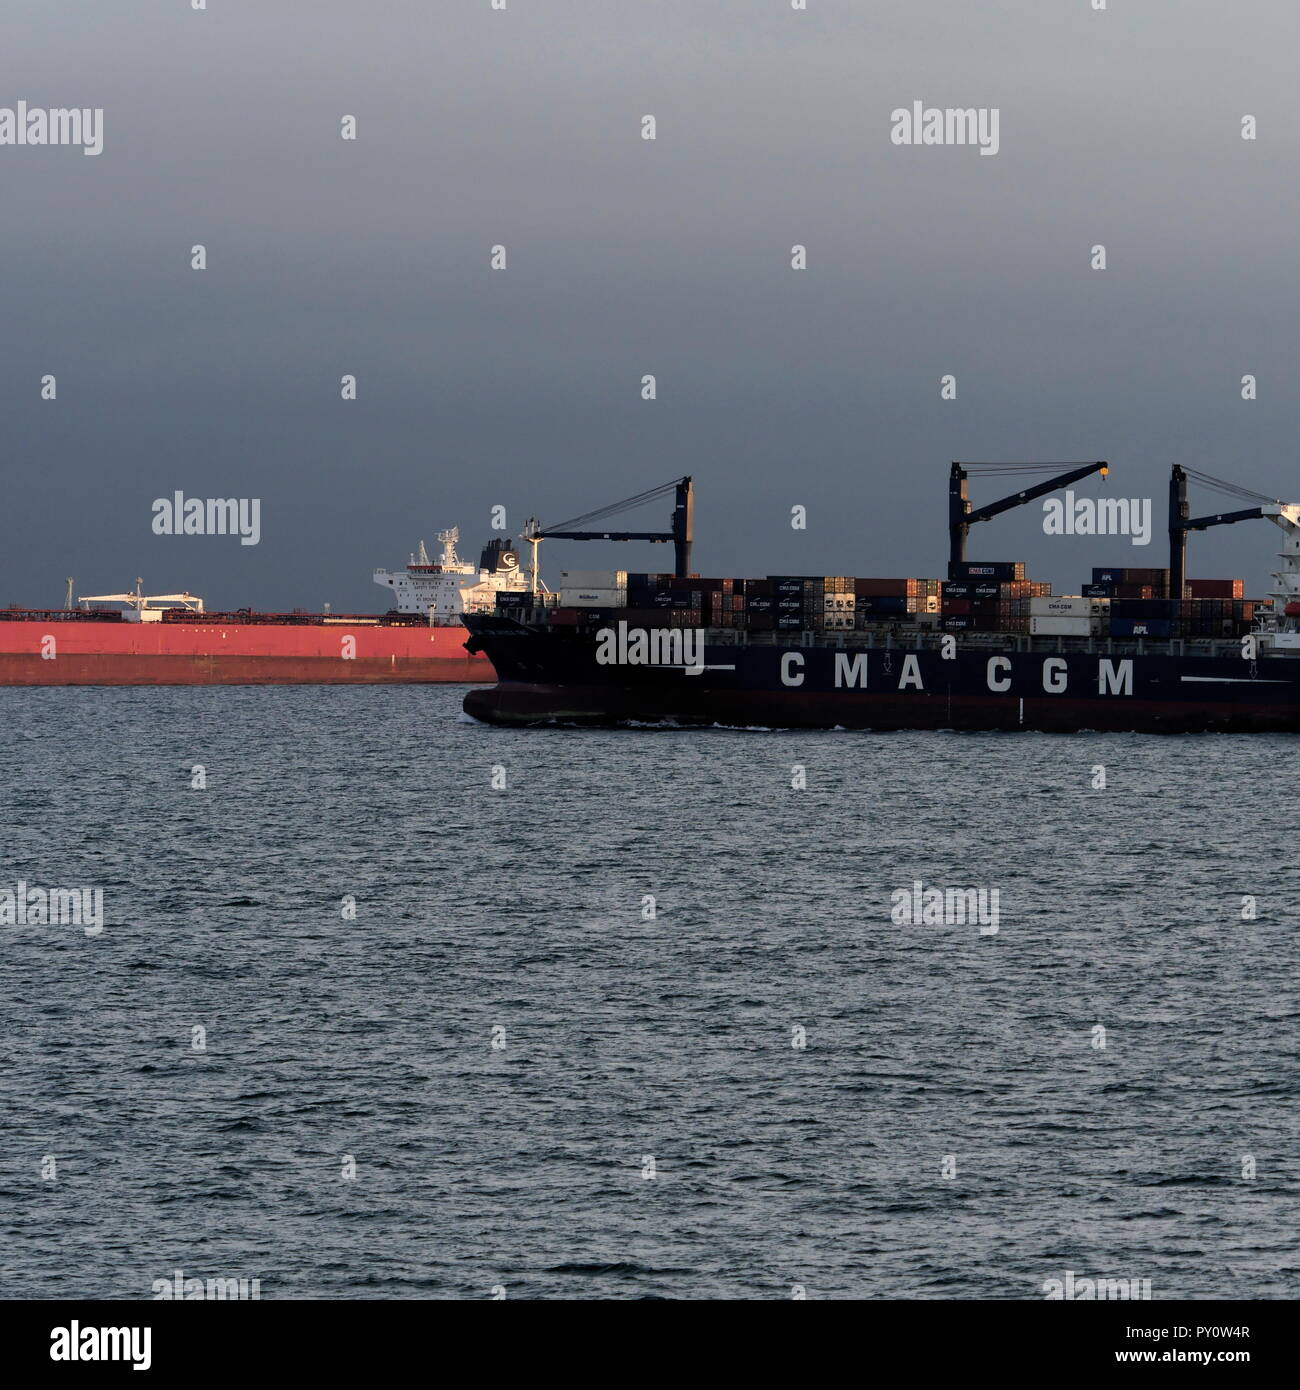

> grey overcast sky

[{"left": 3, "top": 0, "right": 1298, "bottom": 609}]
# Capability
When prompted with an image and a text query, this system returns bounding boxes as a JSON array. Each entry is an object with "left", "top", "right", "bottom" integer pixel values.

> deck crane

[
  {"left": 1167, "top": 465, "right": 1300, "bottom": 645},
  {"left": 1170, "top": 465, "right": 1286, "bottom": 596},
  {"left": 523, "top": 476, "right": 694, "bottom": 594},
  {"left": 948, "top": 461, "right": 1109, "bottom": 575}
]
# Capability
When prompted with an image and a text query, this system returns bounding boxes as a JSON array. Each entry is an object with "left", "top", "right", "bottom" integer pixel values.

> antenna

[{"left": 437, "top": 528, "right": 461, "bottom": 567}]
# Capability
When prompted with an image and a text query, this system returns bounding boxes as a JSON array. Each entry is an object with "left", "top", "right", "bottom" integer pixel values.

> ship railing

[{"left": 705, "top": 627, "right": 1256, "bottom": 661}]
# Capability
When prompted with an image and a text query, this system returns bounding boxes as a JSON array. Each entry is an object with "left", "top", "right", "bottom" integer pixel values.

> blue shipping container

[
  {"left": 1109, "top": 617, "right": 1175, "bottom": 638},
  {"left": 856, "top": 595, "right": 909, "bottom": 614}
]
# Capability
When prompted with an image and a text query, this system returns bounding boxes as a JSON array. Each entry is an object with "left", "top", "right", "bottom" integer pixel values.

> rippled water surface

[{"left": 1, "top": 686, "right": 1296, "bottom": 1299}]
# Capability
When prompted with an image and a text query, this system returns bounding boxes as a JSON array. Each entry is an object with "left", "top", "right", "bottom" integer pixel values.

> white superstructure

[
  {"left": 373, "top": 528, "right": 529, "bottom": 625},
  {"left": 1257, "top": 504, "right": 1300, "bottom": 650}
]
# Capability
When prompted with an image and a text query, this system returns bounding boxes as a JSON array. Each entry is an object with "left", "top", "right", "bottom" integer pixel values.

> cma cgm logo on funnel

[{"left": 596, "top": 622, "right": 705, "bottom": 675}]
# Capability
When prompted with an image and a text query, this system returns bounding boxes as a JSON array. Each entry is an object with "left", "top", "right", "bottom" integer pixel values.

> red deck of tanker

[{"left": 0, "top": 611, "right": 490, "bottom": 685}]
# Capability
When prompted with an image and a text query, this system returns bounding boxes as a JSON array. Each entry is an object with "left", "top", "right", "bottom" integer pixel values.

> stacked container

[
  {"left": 558, "top": 569, "right": 629, "bottom": 607},
  {"left": 948, "top": 560, "right": 1027, "bottom": 582},
  {"left": 1089, "top": 567, "right": 1171, "bottom": 598},
  {"left": 1185, "top": 578, "right": 1245, "bottom": 599},
  {"left": 1028, "top": 595, "right": 1108, "bottom": 636}
]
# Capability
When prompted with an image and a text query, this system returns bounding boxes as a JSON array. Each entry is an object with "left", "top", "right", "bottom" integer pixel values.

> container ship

[
  {"left": 0, "top": 528, "right": 526, "bottom": 685},
  {"left": 462, "top": 468, "right": 1300, "bottom": 733}
]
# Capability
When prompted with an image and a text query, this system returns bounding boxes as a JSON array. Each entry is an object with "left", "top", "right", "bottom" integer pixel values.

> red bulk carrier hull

[{"left": 0, "top": 614, "right": 490, "bottom": 685}]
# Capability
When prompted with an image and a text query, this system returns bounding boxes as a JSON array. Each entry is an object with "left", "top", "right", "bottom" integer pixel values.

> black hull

[
  {"left": 461, "top": 618, "right": 1300, "bottom": 733},
  {"left": 463, "top": 682, "right": 1300, "bottom": 733}
]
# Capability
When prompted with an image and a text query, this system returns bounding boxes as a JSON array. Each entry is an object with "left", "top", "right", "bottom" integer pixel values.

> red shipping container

[
  {"left": 853, "top": 577, "right": 921, "bottom": 596},
  {"left": 1187, "top": 579, "right": 1244, "bottom": 599}
]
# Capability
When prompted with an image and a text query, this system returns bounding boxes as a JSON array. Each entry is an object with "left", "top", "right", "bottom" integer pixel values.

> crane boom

[
  {"left": 949, "top": 461, "right": 1109, "bottom": 572},
  {"left": 529, "top": 476, "right": 694, "bottom": 579}
]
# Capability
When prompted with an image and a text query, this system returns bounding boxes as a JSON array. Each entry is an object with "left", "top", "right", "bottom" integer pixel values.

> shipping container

[
  {"left": 1029, "top": 596, "right": 1109, "bottom": 616},
  {"left": 949, "top": 560, "right": 1026, "bottom": 581},
  {"left": 856, "top": 595, "right": 911, "bottom": 614},
  {"left": 560, "top": 589, "right": 627, "bottom": 607},
  {"left": 1109, "top": 617, "right": 1176, "bottom": 638},
  {"left": 1030, "top": 616, "right": 1101, "bottom": 636},
  {"left": 1186, "top": 578, "right": 1244, "bottom": 599},
  {"left": 945, "top": 579, "right": 1044, "bottom": 598},
  {"left": 853, "top": 577, "right": 922, "bottom": 597},
  {"left": 1092, "top": 567, "right": 1169, "bottom": 592},
  {"left": 1111, "top": 598, "right": 1175, "bottom": 618},
  {"left": 559, "top": 569, "right": 627, "bottom": 589},
  {"left": 620, "top": 608, "right": 676, "bottom": 627},
  {"left": 940, "top": 613, "right": 1007, "bottom": 631}
]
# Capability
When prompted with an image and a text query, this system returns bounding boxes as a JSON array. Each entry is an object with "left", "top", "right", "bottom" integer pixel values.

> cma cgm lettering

[{"left": 776, "top": 649, "right": 1134, "bottom": 696}]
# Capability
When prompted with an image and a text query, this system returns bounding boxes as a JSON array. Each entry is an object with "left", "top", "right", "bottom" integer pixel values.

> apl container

[{"left": 1108, "top": 617, "right": 1175, "bottom": 638}]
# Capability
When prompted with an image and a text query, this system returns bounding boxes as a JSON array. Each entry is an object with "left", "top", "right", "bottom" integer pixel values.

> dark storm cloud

[{"left": 2, "top": 0, "right": 1297, "bottom": 609}]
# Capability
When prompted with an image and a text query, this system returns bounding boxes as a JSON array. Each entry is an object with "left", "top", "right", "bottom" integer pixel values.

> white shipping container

[
  {"left": 558, "top": 569, "right": 628, "bottom": 589},
  {"left": 822, "top": 594, "right": 855, "bottom": 611},
  {"left": 1030, "top": 615, "right": 1100, "bottom": 636},
  {"left": 560, "top": 589, "right": 628, "bottom": 607},
  {"left": 1029, "top": 595, "right": 1108, "bottom": 616}
]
